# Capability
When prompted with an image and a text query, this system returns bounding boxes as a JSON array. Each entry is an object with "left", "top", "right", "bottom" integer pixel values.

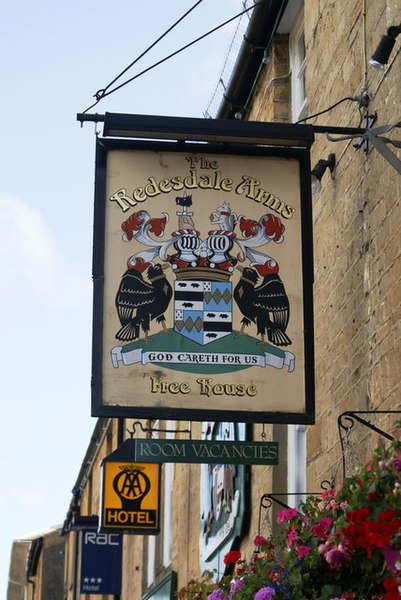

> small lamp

[
  {"left": 311, "top": 153, "right": 336, "bottom": 195},
  {"left": 369, "top": 25, "right": 401, "bottom": 69}
]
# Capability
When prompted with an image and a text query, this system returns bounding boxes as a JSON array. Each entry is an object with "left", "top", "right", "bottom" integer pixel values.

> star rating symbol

[{"left": 83, "top": 575, "right": 102, "bottom": 585}]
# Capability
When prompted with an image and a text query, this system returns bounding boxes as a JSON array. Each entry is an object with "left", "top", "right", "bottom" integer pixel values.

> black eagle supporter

[
  {"left": 115, "top": 263, "right": 172, "bottom": 341},
  {"left": 234, "top": 266, "right": 291, "bottom": 347}
]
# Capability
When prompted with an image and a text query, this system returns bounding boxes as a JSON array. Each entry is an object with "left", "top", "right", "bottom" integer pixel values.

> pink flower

[
  {"left": 286, "top": 526, "right": 298, "bottom": 548},
  {"left": 311, "top": 517, "right": 333, "bottom": 539},
  {"left": 276, "top": 508, "right": 298, "bottom": 524},
  {"left": 381, "top": 544, "right": 401, "bottom": 573},
  {"left": 296, "top": 545, "right": 311, "bottom": 559},
  {"left": 253, "top": 535, "right": 267, "bottom": 547}
]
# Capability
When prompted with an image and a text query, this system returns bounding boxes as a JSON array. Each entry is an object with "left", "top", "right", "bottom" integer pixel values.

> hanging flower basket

[{"left": 178, "top": 436, "right": 401, "bottom": 600}]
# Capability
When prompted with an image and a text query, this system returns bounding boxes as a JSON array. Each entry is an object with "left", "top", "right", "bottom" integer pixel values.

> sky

[{"left": 0, "top": 0, "right": 246, "bottom": 595}]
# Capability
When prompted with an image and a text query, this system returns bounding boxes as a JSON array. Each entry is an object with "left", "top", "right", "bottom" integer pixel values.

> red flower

[
  {"left": 346, "top": 506, "right": 371, "bottom": 522},
  {"left": 223, "top": 550, "right": 241, "bottom": 566},
  {"left": 343, "top": 512, "right": 401, "bottom": 559},
  {"left": 322, "top": 488, "right": 336, "bottom": 502},
  {"left": 383, "top": 576, "right": 400, "bottom": 600},
  {"left": 377, "top": 510, "right": 398, "bottom": 522}
]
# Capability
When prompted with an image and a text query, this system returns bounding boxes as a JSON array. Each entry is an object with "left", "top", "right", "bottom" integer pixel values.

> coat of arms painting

[{"left": 94, "top": 145, "right": 314, "bottom": 422}]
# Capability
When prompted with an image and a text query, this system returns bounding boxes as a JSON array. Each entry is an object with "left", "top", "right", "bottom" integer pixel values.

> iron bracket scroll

[
  {"left": 337, "top": 410, "right": 401, "bottom": 478},
  {"left": 257, "top": 484, "right": 331, "bottom": 536},
  {"left": 126, "top": 420, "right": 192, "bottom": 439}
]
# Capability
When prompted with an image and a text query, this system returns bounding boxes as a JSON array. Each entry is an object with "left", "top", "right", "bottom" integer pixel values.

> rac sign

[{"left": 84, "top": 532, "right": 120, "bottom": 546}]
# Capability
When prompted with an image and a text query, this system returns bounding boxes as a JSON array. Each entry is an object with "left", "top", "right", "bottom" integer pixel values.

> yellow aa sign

[{"left": 100, "top": 461, "right": 160, "bottom": 534}]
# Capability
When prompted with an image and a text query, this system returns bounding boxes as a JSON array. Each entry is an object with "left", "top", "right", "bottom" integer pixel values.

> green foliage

[
  {"left": 179, "top": 438, "right": 401, "bottom": 600},
  {"left": 178, "top": 570, "right": 219, "bottom": 599}
]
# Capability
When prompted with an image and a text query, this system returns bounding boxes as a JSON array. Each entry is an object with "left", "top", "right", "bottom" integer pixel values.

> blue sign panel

[{"left": 80, "top": 529, "right": 122, "bottom": 595}]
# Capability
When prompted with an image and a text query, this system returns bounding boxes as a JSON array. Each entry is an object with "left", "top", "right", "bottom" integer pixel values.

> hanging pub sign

[
  {"left": 92, "top": 114, "right": 315, "bottom": 424},
  {"left": 100, "top": 442, "right": 161, "bottom": 534}
]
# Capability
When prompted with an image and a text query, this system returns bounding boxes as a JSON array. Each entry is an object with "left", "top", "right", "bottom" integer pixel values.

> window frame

[{"left": 290, "top": 10, "right": 308, "bottom": 122}]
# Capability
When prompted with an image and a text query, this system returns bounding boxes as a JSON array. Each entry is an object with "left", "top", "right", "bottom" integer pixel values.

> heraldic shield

[{"left": 174, "top": 278, "right": 233, "bottom": 345}]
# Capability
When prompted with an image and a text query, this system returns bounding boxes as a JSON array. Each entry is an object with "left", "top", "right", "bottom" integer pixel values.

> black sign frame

[{"left": 91, "top": 115, "right": 315, "bottom": 424}]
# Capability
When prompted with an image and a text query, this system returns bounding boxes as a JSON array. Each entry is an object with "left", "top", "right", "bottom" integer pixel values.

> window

[
  {"left": 287, "top": 6, "right": 307, "bottom": 504},
  {"left": 290, "top": 10, "right": 307, "bottom": 122},
  {"left": 287, "top": 424, "right": 307, "bottom": 506}
]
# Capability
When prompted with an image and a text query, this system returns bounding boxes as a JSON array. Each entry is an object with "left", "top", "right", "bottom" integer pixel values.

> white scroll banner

[{"left": 111, "top": 347, "right": 295, "bottom": 372}]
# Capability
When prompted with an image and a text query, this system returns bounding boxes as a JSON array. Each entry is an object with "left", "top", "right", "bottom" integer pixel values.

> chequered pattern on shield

[{"left": 174, "top": 280, "right": 232, "bottom": 345}]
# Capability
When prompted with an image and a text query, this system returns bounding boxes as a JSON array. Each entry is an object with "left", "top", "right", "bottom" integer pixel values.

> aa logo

[
  {"left": 113, "top": 465, "right": 150, "bottom": 510},
  {"left": 101, "top": 461, "right": 160, "bottom": 533}
]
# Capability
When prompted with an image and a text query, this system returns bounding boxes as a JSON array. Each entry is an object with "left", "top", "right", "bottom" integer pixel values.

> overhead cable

[
  {"left": 94, "top": 0, "right": 205, "bottom": 102},
  {"left": 82, "top": 0, "right": 261, "bottom": 114}
]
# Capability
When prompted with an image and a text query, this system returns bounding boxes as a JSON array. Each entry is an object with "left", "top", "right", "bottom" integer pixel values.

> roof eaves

[{"left": 216, "top": 0, "right": 288, "bottom": 120}]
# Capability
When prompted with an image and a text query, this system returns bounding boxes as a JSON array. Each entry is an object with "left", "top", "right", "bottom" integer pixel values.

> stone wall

[{"left": 303, "top": 0, "right": 401, "bottom": 486}]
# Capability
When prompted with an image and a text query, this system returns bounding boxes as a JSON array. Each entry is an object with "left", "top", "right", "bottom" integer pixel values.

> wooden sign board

[{"left": 92, "top": 116, "right": 315, "bottom": 424}]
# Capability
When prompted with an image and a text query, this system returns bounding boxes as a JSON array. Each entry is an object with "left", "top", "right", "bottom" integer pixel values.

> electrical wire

[
  {"left": 295, "top": 96, "right": 356, "bottom": 124},
  {"left": 82, "top": 0, "right": 262, "bottom": 114}
]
